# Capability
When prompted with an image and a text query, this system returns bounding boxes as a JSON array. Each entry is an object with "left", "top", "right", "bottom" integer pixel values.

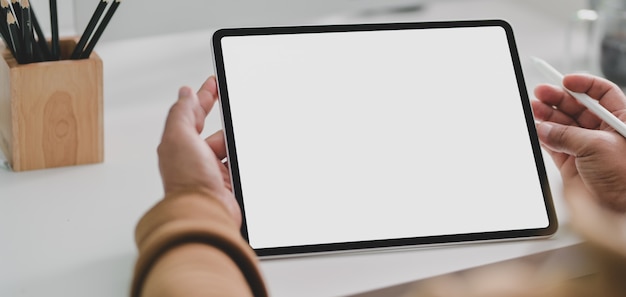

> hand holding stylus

[
  {"left": 532, "top": 57, "right": 626, "bottom": 138},
  {"left": 532, "top": 68, "right": 626, "bottom": 212}
]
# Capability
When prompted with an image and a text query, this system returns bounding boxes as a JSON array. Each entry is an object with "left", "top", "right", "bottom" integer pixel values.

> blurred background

[
  {"left": 28, "top": 0, "right": 587, "bottom": 40},
  {"left": 70, "top": 0, "right": 586, "bottom": 40},
  {"left": 23, "top": 0, "right": 626, "bottom": 85}
]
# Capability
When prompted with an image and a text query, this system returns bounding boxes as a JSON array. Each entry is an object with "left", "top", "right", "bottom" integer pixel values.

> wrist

[{"left": 164, "top": 186, "right": 242, "bottom": 226}]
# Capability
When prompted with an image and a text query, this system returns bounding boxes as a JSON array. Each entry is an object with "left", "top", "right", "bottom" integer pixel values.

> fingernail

[
  {"left": 536, "top": 122, "right": 553, "bottom": 139},
  {"left": 179, "top": 87, "right": 192, "bottom": 98}
]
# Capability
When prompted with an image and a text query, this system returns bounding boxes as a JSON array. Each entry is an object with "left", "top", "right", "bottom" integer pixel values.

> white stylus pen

[{"left": 531, "top": 56, "right": 626, "bottom": 139}]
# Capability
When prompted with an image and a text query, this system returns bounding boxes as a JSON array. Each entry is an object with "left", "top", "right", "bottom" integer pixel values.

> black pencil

[
  {"left": 49, "top": 0, "right": 58, "bottom": 59},
  {"left": 71, "top": 0, "right": 108, "bottom": 59},
  {"left": 21, "top": 0, "right": 33, "bottom": 63},
  {"left": 28, "top": 2, "right": 51, "bottom": 60},
  {"left": 6, "top": 11, "right": 23, "bottom": 63},
  {"left": 0, "top": 0, "right": 8, "bottom": 44},
  {"left": 0, "top": 15, "right": 6, "bottom": 43},
  {"left": 0, "top": 0, "right": 7, "bottom": 15},
  {"left": 79, "top": 0, "right": 120, "bottom": 59},
  {"left": 0, "top": 10, "right": 12, "bottom": 54},
  {"left": 1, "top": 1, "right": 16, "bottom": 59},
  {"left": 10, "top": 0, "right": 19, "bottom": 25},
  {"left": 0, "top": 0, "right": 8, "bottom": 30}
]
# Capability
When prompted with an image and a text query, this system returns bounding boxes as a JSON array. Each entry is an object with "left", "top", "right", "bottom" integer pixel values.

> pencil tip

[
  {"left": 22, "top": 0, "right": 29, "bottom": 8},
  {"left": 7, "top": 11, "right": 15, "bottom": 23}
]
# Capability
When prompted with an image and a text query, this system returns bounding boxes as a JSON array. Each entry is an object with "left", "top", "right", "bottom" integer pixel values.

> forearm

[{"left": 131, "top": 191, "right": 267, "bottom": 297}]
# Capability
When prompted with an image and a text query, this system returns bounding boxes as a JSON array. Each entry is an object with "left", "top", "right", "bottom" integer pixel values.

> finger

[
  {"left": 534, "top": 84, "right": 602, "bottom": 129},
  {"left": 197, "top": 76, "right": 219, "bottom": 115},
  {"left": 206, "top": 76, "right": 219, "bottom": 98},
  {"left": 175, "top": 86, "right": 210, "bottom": 133},
  {"left": 538, "top": 141, "right": 570, "bottom": 169},
  {"left": 541, "top": 144, "right": 580, "bottom": 182},
  {"left": 162, "top": 87, "right": 201, "bottom": 142},
  {"left": 535, "top": 121, "right": 607, "bottom": 157},
  {"left": 531, "top": 100, "right": 577, "bottom": 126},
  {"left": 563, "top": 74, "right": 626, "bottom": 113},
  {"left": 534, "top": 84, "right": 587, "bottom": 117},
  {"left": 190, "top": 77, "right": 218, "bottom": 133},
  {"left": 219, "top": 163, "right": 233, "bottom": 192},
  {"left": 206, "top": 129, "right": 227, "bottom": 160}
]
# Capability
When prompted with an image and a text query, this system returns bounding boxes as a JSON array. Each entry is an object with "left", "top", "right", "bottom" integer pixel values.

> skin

[
  {"left": 532, "top": 74, "right": 626, "bottom": 275},
  {"left": 157, "top": 76, "right": 241, "bottom": 225},
  {"left": 532, "top": 74, "right": 626, "bottom": 212}
]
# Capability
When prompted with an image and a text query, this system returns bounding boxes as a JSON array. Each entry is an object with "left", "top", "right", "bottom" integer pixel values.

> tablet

[{"left": 212, "top": 19, "right": 557, "bottom": 258}]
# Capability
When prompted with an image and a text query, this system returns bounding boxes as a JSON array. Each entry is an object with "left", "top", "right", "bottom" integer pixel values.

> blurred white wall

[
  {"left": 24, "top": 0, "right": 589, "bottom": 41},
  {"left": 518, "top": 0, "right": 588, "bottom": 20},
  {"left": 29, "top": 0, "right": 76, "bottom": 36},
  {"left": 72, "top": 0, "right": 427, "bottom": 41}
]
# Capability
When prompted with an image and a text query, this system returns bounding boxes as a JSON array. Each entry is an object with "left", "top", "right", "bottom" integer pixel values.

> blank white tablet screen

[{"left": 219, "top": 25, "right": 550, "bottom": 250}]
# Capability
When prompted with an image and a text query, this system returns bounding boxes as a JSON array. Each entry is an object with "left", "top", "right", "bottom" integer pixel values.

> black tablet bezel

[{"left": 212, "top": 19, "right": 558, "bottom": 257}]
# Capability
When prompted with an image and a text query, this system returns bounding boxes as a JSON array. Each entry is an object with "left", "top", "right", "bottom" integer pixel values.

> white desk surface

[{"left": 0, "top": 1, "right": 584, "bottom": 296}]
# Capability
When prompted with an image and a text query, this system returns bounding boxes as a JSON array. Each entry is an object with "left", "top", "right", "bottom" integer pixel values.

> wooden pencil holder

[{"left": 0, "top": 38, "right": 104, "bottom": 172}]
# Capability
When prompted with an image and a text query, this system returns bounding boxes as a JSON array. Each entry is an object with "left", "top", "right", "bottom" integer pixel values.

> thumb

[{"left": 536, "top": 122, "right": 595, "bottom": 156}]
